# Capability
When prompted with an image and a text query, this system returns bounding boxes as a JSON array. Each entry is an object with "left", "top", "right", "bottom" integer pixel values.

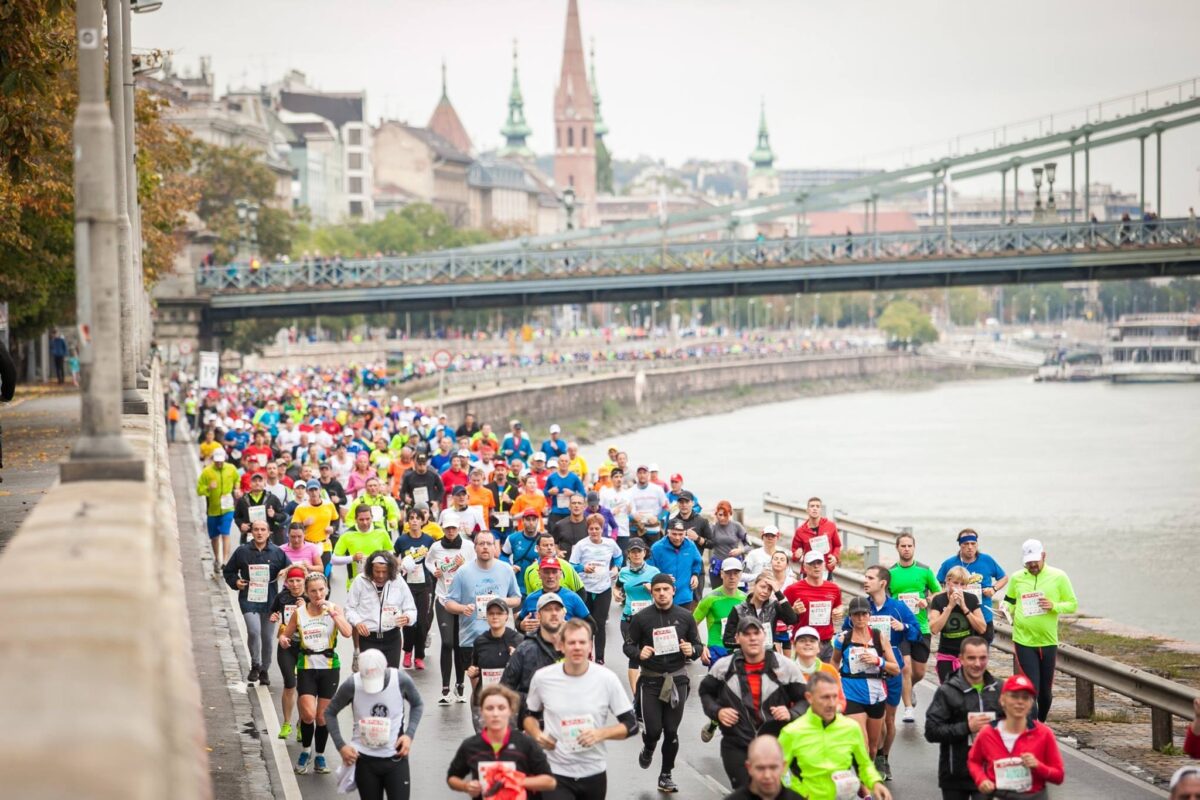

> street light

[
  {"left": 1044, "top": 161, "right": 1058, "bottom": 215},
  {"left": 562, "top": 187, "right": 576, "bottom": 231},
  {"left": 1032, "top": 166, "right": 1044, "bottom": 216}
]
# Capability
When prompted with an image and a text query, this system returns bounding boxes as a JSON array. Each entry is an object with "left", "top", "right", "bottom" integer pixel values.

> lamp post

[
  {"left": 1031, "top": 166, "right": 1044, "bottom": 223},
  {"left": 235, "top": 199, "right": 260, "bottom": 262},
  {"left": 1044, "top": 161, "right": 1057, "bottom": 220},
  {"left": 562, "top": 187, "right": 576, "bottom": 231}
]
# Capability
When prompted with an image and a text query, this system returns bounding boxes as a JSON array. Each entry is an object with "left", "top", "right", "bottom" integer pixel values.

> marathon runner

[
  {"left": 523, "top": 532, "right": 584, "bottom": 595},
  {"left": 394, "top": 511, "right": 436, "bottom": 670},
  {"left": 741, "top": 524, "right": 783, "bottom": 582},
  {"left": 888, "top": 531, "right": 941, "bottom": 722},
  {"left": 234, "top": 471, "right": 284, "bottom": 545},
  {"left": 832, "top": 596, "right": 900, "bottom": 764},
  {"left": 567, "top": 514, "right": 623, "bottom": 662},
  {"left": 789, "top": 497, "right": 841, "bottom": 576},
  {"left": 291, "top": 478, "right": 340, "bottom": 579},
  {"left": 929, "top": 566, "right": 988, "bottom": 683},
  {"left": 332, "top": 505, "right": 393, "bottom": 589},
  {"left": 722, "top": 736, "right": 804, "bottom": 800},
  {"left": 707, "top": 502, "right": 750, "bottom": 588},
  {"left": 967, "top": 673, "right": 1064, "bottom": 797},
  {"left": 345, "top": 552, "right": 417, "bottom": 670},
  {"left": 425, "top": 514, "right": 474, "bottom": 702},
  {"left": 783, "top": 550, "right": 843, "bottom": 661},
  {"left": 446, "top": 684, "right": 556, "bottom": 797},
  {"left": 648, "top": 520, "right": 704, "bottom": 611},
  {"left": 465, "top": 597, "right": 522, "bottom": 732},
  {"left": 936, "top": 529, "right": 1008, "bottom": 645},
  {"left": 502, "top": 509, "right": 546, "bottom": 585},
  {"left": 269, "top": 567, "right": 308, "bottom": 740},
  {"left": 695, "top": 557, "right": 747, "bottom": 666},
  {"left": 223, "top": 519, "right": 290, "bottom": 685},
  {"left": 344, "top": 475, "right": 402, "bottom": 541},
  {"left": 197, "top": 447, "right": 240, "bottom": 575},
  {"left": 501, "top": 592, "right": 566, "bottom": 720},
  {"left": 924, "top": 635, "right": 1000, "bottom": 800},
  {"left": 612, "top": 537, "right": 659, "bottom": 711}
]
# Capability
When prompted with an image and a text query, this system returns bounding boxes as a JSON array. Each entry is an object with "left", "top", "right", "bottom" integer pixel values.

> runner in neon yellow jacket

[
  {"left": 1003, "top": 558, "right": 1078, "bottom": 647},
  {"left": 778, "top": 672, "right": 892, "bottom": 800}
]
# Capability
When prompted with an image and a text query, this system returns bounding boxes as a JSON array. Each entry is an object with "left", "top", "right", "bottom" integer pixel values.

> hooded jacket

[{"left": 924, "top": 668, "right": 1003, "bottom": 790}]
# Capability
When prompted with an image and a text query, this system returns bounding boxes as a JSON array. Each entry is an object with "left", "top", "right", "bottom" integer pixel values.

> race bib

[
  {"left": 440, "top": 557, "right": 457, "bottom": 586},
  {"left": 301, "top": 618, "right": 328, "bottom": 651},
  {"left": 587, "top": 560, "right": 609, "bottom": 575},
  {"left": 475, "top": 594, "right": 498, "bottom": 619},
  {"left": 898, "top": 593, "right": 920, "bottom": 613},
  {"left": 652, "top": 626, "right": 680, "bottom": 655},
  {"left": 808, "top": 534, "right": 830, "bottom": 555},
  {"left": 283, "top": 605, "right": 297, "bottom": 626},
  {"left": 481, "top": 668, "right": 503, "bottom": 687},
  {"left": 382, "top": 604, "right": 404, "bottom": 630},
  {"left": 405, "top": 565, "right": 426, "bottom": 585},
  {"left": 248, "top": 505, "right": 267, "bottom": 525},
  {"left": 1021, "top": 591, "right": 1046, "bottom": 617},
  {"left": 964, "top": 582, "right": 983, "bottom": 602},
  {"left": 359, "top": 716, "right": 391, "bottom": 749},
  {"left": 496, "top": 512, "right": 510, "bottom": 529},
  {"left": 993, "top": 757, "right": 1032, "bottom": 792},
  {"left": 555, "top": 494, "right": 569, "bottom": 510},
  {"left": 219, "top": 493, "right": 235, "bottom": 512},
  {"left": 847, "top": 646, "right": 879, "bottom": 675},
  {"left": 807, "top": 600, "right": 832, "bottom": 626},
  {"left": 869, "top": 614, "right": 893, "bottom": 640},
  {"left": 630, "top": 600, "right": 651, "bottom": 614},
  {"left": 968, "top": 711, "right": 996, "bottom": 744},
  {"left": 247, "top": 564, "right": 270, "bottom": 603},
  {"left": 370, "top": 505, "right": 384, "bottom": 522},
  {"left": 413, "top": 487, "right": 429, "bottom": 505},
  {"left": 257, "top": 453, "right": 268, "bottom": 467},
  {"left": 556, "top": 714, "right": 596, "bottom": 754},
  {"left": 831, "top": 769, "right": 861, "bottom": 800}
]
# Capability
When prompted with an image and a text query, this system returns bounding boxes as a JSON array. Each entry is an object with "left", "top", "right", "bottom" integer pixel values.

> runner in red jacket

[
  {"left": 1186, "top": 697, "right": 1200, "bottom": 759},
  {"left": 790, "top": 497, "right": 841, "bottom": 573},
  {"left": 968, "top": 674, "right": 1064, "bottom": 796}
]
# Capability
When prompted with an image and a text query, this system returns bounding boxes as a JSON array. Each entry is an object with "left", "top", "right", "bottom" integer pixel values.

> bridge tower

[
  {"left": 498, "top": 41, "right": 534, "bottom": 160},
  {"left": 748, "top": 98, "right": 779, "bottom": 199},
  {"left": 553, "top": 0, "right": 596, "bottom": 227}
]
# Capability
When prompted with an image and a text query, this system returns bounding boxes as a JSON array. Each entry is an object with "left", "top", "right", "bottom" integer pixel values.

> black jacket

[
  {"left": 722, "top": 594, "right": 798, "bottom": 650},
  {"left": 698, "top": 649, "right": 808, "bottom": 750},
  {"left": 923, "top": 668, "right": 1003, "bottom": 790},
  {"left": 234, "top": 490, "right": 285, "bottom": 539},
  {"left": 670, "top": 512, "right": 714, "bottom": 551},
  {"left": 622, "top": 602, "right": 703, "bottom": 675},
  {"left": 500, "top": 631, "right": 561, "bottom": 719}
]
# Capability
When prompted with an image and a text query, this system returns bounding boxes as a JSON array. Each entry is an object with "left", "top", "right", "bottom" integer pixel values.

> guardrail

[
  {"left": 760, "top": 494, "right": 1200, "bottom": 752},
  {"left": 763, "top": 495, "right": 903, "bottom": 566}
]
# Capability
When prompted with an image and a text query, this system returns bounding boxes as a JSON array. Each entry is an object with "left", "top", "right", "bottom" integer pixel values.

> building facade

[{"left": 553, "top": 0, "right": 597, "bottom": 227}]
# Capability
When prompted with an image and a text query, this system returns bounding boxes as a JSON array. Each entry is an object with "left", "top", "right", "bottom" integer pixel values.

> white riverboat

[
  {"left": 1035, "top": 348, "right": 1104, "bottom": 382},
  {"left": 1104, "top": 314, "right": 1200, "bottom": 382}
]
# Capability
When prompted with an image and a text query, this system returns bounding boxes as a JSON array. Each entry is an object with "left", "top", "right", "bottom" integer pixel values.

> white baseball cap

[
  {"left": 803, "top": 550, "right": 825, "bottom": 564},
  {"left": 358, "top": 648, "right": 387, "bottom": 693},
  {"left": 456, "top": 448, "right": 471, "bottom": 458},
  {"left": 1021, "top": 539, "right": 1045, "bottom": 563},
  {"left": 792, "top": 626, "right": 820, "bottom": 641},
  {"left": 549, "top": 424, "right": 561, "bottom": 434},
  {"left": 721, "top": 557, "right": 744, "bottom": 572},
  {"left": 441, "top": 513, "right": 459, "bottom": 529},
  {"left": 212, "top": 448, "right": 227, "bottom": 462},
  {"left": 648, "top": 463, "right": 660, "bottom": 472},
  {"left": 761, "top": 525, "right": 780, "bottom": 537}
]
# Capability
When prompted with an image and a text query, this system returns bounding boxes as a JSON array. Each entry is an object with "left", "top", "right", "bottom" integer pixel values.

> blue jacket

[
  {"left": 840, "top": 595, "right": 921, "bottom": 667},
  {"left": 500, "top": 435, "right": 534, "bottom": 463},
  {"left": 518, "top": 587, "right": 591, "bottom": 622},
  {"left": 541, "top": 438, "right": 568, "bottom": 460},
  {"left": 543, "top": 471, "right": 586, "bottom": 505},
  {"left": 649, "top": 537, "right": 705, "bottom": 605}
]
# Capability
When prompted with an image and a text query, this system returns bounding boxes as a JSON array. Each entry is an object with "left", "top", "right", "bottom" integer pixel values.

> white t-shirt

[
  {"left": 526, "top": 663, "right": 634, "bottom": 779},
  {"left": 569, "top": 538, "right": 623, "bottom": 594},
  {"left": 276, "top": 427, "right": 301, "bottom": 453},
  {"left": 599, "top": 486, "right": 631, "bottom": 539},
  {"left": 742, "top": 546, "right": 777, "bottom": 581},
  {"left": 626, "top": 483, "right": 667, "bottom": 518}
]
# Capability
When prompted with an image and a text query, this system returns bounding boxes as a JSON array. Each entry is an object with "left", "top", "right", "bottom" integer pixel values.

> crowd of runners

[{"left": 186, "top": 369, "right": 1200, "bottom": 800}]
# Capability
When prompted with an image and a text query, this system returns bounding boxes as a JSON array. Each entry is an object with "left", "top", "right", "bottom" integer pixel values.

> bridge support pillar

[
  {"left": 1000, "top": 169, "right": 1007, "bottom": 223},
  {"left": 1069, "top": 142, "right": 1076, "bottom": 223},
  {"left": 1083, "top": 135, "right": 1091, "bottom": 219},
  {"left": 1138, "top": 135, "right": 1146, "bottom": 215},
  {"left": 1155, "top": 128, "right": 1162, "bottom": 215}
]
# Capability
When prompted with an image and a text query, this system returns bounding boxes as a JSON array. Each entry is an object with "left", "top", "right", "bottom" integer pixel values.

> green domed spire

[
  {"left": 499, "top": 39, "right": 533, "bottom": 158},
  {"left": 749, "top": 98, "right": 775, "bottom": 174},
  {"left": 590, "top": 38, "right": 609, "bottom": 139}
]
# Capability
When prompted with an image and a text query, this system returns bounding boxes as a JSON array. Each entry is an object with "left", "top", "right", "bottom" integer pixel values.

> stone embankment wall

[
  {"left": 0, "top": 367, "right": 210, "bottom": 799},
  {"left": 441, "top": 351, "right": 930, "bottom": 429}
]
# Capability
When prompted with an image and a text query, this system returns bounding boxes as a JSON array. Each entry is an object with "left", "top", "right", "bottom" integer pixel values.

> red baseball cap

[
  {"left": 538, "top": 557, "right": 561, "bottom": 571},
  {"left": 1002, "top": 674, "right": 1037, "bottom": 695},
  {"left": 522, "top": 509, "right": 541, "bottom": 519},
  {"left": 670, "top": 473, "right": 683, "bottom": 483}
]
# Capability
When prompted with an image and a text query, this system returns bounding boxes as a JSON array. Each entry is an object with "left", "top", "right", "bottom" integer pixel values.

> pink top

[{"left": 280, "top": 542, "right": 322, "bottom": 567}]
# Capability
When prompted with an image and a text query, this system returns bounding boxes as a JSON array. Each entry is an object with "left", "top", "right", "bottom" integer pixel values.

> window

[
  {"left": 557, "top": 128, "right": 562, "bottom": 148},
  {"left": 567, "top": 127, "right": 574, "bottom": 147},
  {"left": 347, "top": 128, "right": 362, "bottom": 146},
  {"left": 349, "top": 200, "right": 364, "bottom": 217},
  {"left": 582, "top": 127, "right": 588, "bottom": 147},
  {"left": 569, "top": 174, "right": 575, "bottom": 187},
  {"left": 349, "top": 177, "right": 363, "bottom": 194},
  {"left": 348, "top": 152, "right": 362, "bottom": 170}
]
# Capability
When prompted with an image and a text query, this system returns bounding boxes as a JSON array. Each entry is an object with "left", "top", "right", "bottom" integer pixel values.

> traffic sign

[
  {"left": 432, "top": 349, "right": 453, "bottom": 370},
  {"left": 178, "top": 339, "right": 193, "bottom": 356}
]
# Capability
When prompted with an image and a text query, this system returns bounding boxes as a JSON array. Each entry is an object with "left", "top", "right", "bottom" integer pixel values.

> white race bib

[
  {"left": 359, "top": 716, "right": 391, "bottom": 749},
  {"left": 831, "top": 769, "right": 861, "bottom": 800},
  {"left": 808, "top": 534, "right": 830, "bottom": 555},
  {"left": 898, "top": 592, "right": 920, "bottom": 613},
  {"left": 301, "top": 617, "right": 328, "bottom": 651},
  {"left": 869, "top": 614, "right": 893, "bottom": 640},
  {"left": 283, "top": 605, "right": 297, "bottom": 626},
  {"left": 993, "top": 757, "right": 1032, "bottom": 792},
  {"left": 219, "top": 493, "right": 235, "bottom": 512},
  {"left": 370, "top": 505, "right": 384, "bottom": 522},
  {"left": 382, "top": 604, "right": 405, "bottom": 630},
  {"left": 481, "top": 668, "right": 503, "bottom": 687},
  {"left": 964, "top": 582, "right": 984, "bottom": 602},
  {"left": 257, "top": 453, "right": 268, "bottom": 467},
  {"left": 248, "top": 505, "right": 267, "bottom": 525},
  {"left": 247, "top": 564, "right": 270, "bottom": 603},
  {"left": 1021, "top": 591, "right": 1046, "bottom": 617},
  {"left": 847, "top": 646, "right": 879, "bottom": 675},
  {"left": 406, "top": 565, "right": 426, "bottom": 585},
  {"left": 807, "top": 600, "right": 832, "bottom": 626},
  {"left": 652, "top": 626, "right": 680, "bottom": 655},
  {"left": 556, "top": 714, "right": 596, "bottom": 753},
  {"left": 413, "top": 487, "right": 429, "bottom": 505},
  {"left": 555, "top": 494, "right": 569, "bottom": 509},
  {"left": 496, "top": 512, "right": 510, "bottom": 528},
  {"left": 630, "top": 600, "right": 651, "bottom": 614},
  {"left": 475, "top": 594, "right": 498, "bottom": 619}
]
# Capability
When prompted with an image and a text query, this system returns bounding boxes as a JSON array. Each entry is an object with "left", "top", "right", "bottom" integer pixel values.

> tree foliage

[
  {"left": 190, "top": 141, "right": 294, "bottom": 262},
  {"left": 136, "top": 91, "right": 199, "bottom": 284},
  {"left": 292, "top": 203, "right": 490, "bottom": 258},
  {"left": 877, "top": 299, "right": 939, "bottom": 344}
]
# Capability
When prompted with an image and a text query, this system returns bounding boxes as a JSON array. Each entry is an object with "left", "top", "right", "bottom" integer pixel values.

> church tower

[
  {"left": 553, "top": 0, "right": 596, "bottom": 227},
  {"left": 748, "top": 98, "right": 779, "bottom": 198},
  {"left": 498, "top": 40, "right": 534, "bottom": 159}
]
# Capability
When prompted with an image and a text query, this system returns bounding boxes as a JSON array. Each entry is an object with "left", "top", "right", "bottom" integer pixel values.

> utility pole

[{"left": 61, "top": 0, "right": 143, "bottom": 482}]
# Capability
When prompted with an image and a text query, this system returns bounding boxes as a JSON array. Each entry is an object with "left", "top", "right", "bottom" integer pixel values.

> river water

[{"left": 582, "top": 377, "right": 1200, "bottom": 641}]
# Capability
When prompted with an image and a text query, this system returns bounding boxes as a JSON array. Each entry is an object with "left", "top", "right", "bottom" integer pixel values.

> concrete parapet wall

[{"left": 0, "top": 366, "right": 211, "bottom": 799}]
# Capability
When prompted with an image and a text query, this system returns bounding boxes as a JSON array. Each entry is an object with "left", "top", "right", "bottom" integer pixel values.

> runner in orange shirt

[{"left": 509, "top": 474, "right": 549, "bottom": 530}]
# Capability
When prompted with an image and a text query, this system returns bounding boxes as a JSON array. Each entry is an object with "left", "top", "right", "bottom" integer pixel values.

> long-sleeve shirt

[
  {"left": 622, "top": 602, "right": 703, "bottom": 675},
  {"left": 222, "top": 542, "right": 290, "bottom": 613},
  {"left": 967, "top": 719, "right": 1065, "bottom": 795},
  {"left": 344, "top": 574, "right": 419, "bottom": 635},
  {"left": 1003, "top": 565, "right": 1078, "bottom": 647},
  {"left": 323, "top": 669, "right": 424, "bottom": 750},
  {"left": 197, "top": 463, "right": 240, "bottom": 516}
]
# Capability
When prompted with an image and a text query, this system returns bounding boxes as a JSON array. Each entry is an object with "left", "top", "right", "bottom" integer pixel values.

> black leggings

[
  {"left": 544, "top": 771, "right": 607, "bottom": 800},
  {"left": 354, "top": 753, "right": 410, "bottom": 800},
  {"left": 1015, "top": 644, "right": 1057, "bottom": 722},
  {"left": 434, "top": 602, "right": 468, "bottom": 689},
  {"left": 583, "top": 588, "right": 612, "bottom": 659},
  {"left": 403, "top": 589, "right": 434, "bottom": 659},
  {"left": 360, "top": 628, "right": 403, "bottom": 669},
  {"left": 639, "top": 678, "right": 688, "bottom": 773},
  {"left": 720, "top": 740, "right": 749, "bottom": 789}
]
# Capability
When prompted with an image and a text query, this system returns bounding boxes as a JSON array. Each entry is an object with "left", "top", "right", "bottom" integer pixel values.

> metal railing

[
  {"left": 197, "top": 218, "right": 1199, "bottom": 294},
  {"left": 761, "top": 495, "right": 1200, "bottom": 752}
]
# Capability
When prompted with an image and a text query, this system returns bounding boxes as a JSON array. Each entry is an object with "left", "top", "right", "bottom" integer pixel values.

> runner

[
  {"left": 501, "top": 592, "right": 566, "bottom": 718},
  {"left": 1003, "top": 539, "right": 1078, "bottom": 722},
  {"left": 234, "top": 471, "right": 284, "bottom": 545},
  {"left": 831, "top": 596, "right": 900, "bottom": 762},
  {"left": 425, "top": 515, "right": 475, "bottom": 704},
  {"left": 518, "top": 558, "right": 591, "bottom": 629},
  {"left": 523, "top": 532, "right": 585, "bottom": 595},
  {"left": 936, "top": 529, "right": 1008, "bottom": 645},
  {"left": 332, "top": 505, "right": 393, "bottom": 589},
  {"left": 280, "top": 521, "right": 324, "bottom": 574},
  {"left": 789, "top": 497, "right": 841, "bottom": 575},
  {"left": 698, "top": 616, "right": 807, "bottom": 789},
  {"left": 269, "top": 566, "right": 308, "bottom": 740},
  {"left": 929, "top": 566, "right": 988, "bottom": 683},
  {"left": 598, "top": 466, "right": 631, "bottom": 552},
  {"left": 291, "top": 478, "right": 340, "bottom": 579},
  {"left": 551, "top": 494, "right": 591, "bottom": 556},
  {"left": 197, "top": 447, "right": 240, "bottom": 575},
  {"left": 278, "top": 572, "right": 354, "bottom": 775},
  {"left": 1172, "top": 767, "right": 1200, "bottom": 800},
  {"left": 722, "top": 736, "right": 804, "bottom": 800},
  {"left": 627, "top": 465, "right": 669, "bottom": 545},
  {"left": 465, "top": 598, "right": 522, "bottom": 732},
  {"left": 778, "top": 671, "right": 892, "bottom": 800},
  {"left": 345, "top": 552, "right": 418, "bottom": 670},
  {"left": 783, "top": 550, "right": 844, "bottom": 661},
  {"left": 789, "top": 627, "right": 842, "bottom": 710},
  {"left": 707, "top": 501, "right": 750, "bottom": 588},
  {"left": 722, "top": 572, "right": 798, "bottom": 656},
  {"left": 446, "top": 684, "right": 556, "bottom": 797},
  {"left": 344, "top": 475, "right": 402, "bottom": 541},
  {"left": 648, "top": 520, "right": 704, "bottom": 611},
  {"left": 888, "top": 531, "right": 941, "bottom": 722},
  {"left": 623, "top": 572, "right": 704, "bottom": 794},
  {"left": 223, "top": 519, "right": 290, "bottom": 684},
  {"left": 546, "top": 453, "right": 587, "bottom": 530},
  {"left": 444, "top": 532, "right": 523, "bottom": 705},
  {"left": 524, "top": 618, "right": 637, "bottom": 800},
  {"left": 741, "top": 525, "right": 783, "bottom": 582},
  {"left": 695, "top": 557, "right": 747, "bottom": 666},
  {"left": 502, "top": 510, "right": 545, "bottom": 587},
  {"left": 924, "top": 636, "right": 1001, "bottom": 800},
  {"left": 394, "top": 510, "right": 436, "bottom": 670},
  {"left": 612, "top": 537, "right": 660, "bottom": 710},
  {"left": 568, "top": 514, "right": 623, "bottom": 662},
  {"left": 326, "top": 648, "right": 424, "bottom": 799},
  {"left": 967, "top": 674, "right": 1065, "bottom": 797},
  {"left": 399, "top": 453, "right": 444, "bottom": 514}
]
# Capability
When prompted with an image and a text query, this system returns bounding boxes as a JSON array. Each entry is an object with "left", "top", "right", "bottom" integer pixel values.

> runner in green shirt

[
  {"left": 693, "top": 558, "right": 747, "bottom": 662},
  {"left": 344, "top": 477, "right": 402, "bottom": 538},
  {"left": 331, "top": 506, "right": 394, "bottom": 588},
  {"left": 889, "top": 532, "right": 943, "bottom": 723}
]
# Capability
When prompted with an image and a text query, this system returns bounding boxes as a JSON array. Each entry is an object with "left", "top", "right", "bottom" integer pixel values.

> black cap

[
  {"left": 586, "top": 490, "right": 600, "bottom": 504},
  {"left": 677, "top": 490, "right": 695, "bottom": 502},
  {"left": 451, "top": 485, "right": 467, "bottom": 495},
  {"left": 414, "top": 453, "right": 428, "bottom": 462},
  {"left": 485, "top": 597, "right": 509, "bottom": 613},
  {"left": 669, "top": 520, "right": 686, "bottom": 532},
  {"left": 736, "top": 616, "right": 766, "bottom": 634},
  {"left": 847, "top": 596, "right": 871, "bottom": 616},
  {"left": 626, "top": 537, "right": 648, "bottom": 551},
  {"left": 650, "top": 572, "right": 675, "bottom": 587}
]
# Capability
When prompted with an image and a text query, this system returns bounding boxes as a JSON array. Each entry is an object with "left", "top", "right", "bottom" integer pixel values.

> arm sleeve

[
  {"left": 692, "top": 594, "right": 712, "bottom": 623},
  {"left": 446, "top": 741, "right": 471, "bottom": 781},
  {"left": 622, "top": 616, "right": 643, "bottom": 660},
  {"left": 1053, "top": 574, "right": 1078, "bottom": 615},
  {"left": 775, "top": 594, "right": 799, "bottom": 626},
  {"left": 222, "top": 551, "right": 241, "bottom": 591},
  {"left": 967, "top": 735, "right": 990, "bottom": 787},
  {"left": 323, "top": 678, "right": 356, "bottom": 750},
  {"left": 400, "top": 672, "right": 424, "bottom": 737},
  {"left": 721, "top": 607, "right": 739, "bottom": 650}
]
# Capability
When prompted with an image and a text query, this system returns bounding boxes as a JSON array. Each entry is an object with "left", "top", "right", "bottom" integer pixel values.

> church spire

[
  {"left": 590, "top": 37, "right": 608, "bottom": 139},
  {"left": 749, "top": 97, "right": 775, "bottom": 174},
  {"left": 440, "top": 58, "right": 448, "bottom": 99},
  {"left": 499, "top": 39, "right": 533, "bottom": 159}
]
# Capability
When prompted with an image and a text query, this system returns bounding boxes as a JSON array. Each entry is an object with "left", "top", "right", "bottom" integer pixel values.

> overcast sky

[{"left": 133, "top": 0, "right": 1200, "bottom": 212}]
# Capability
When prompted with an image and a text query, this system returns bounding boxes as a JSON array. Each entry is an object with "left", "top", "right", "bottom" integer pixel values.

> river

[{"left": 581, "top": 376, "right": 1200, "bottom": 642}]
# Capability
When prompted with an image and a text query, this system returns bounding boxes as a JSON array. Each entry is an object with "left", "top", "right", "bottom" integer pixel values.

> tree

[
  {"left": 596, "top": 137, "right": 613, "bottom": 194},
  {"left": 948, "top": 287, "right": 992, "bottom": 326},
  {"left": 877, "top": 299, "right": 938, "bottom": 345},
  {"left": 135, "top": 91, "right": 199, "bottom": 284},
  {"left": 191, "top": 141, "right": 294, "bottom": 261}
]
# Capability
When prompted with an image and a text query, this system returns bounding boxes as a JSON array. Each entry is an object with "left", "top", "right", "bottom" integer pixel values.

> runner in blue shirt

[{"left": 935, "top": 528, "right": 1008, "bottom": 643}]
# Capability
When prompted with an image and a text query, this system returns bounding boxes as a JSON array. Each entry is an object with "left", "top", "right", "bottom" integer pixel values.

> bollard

[
  {"left": 1151, "top": 707, "right": 1173, "bottom": 752},
  {"left": 1075, "top": 645, "right": 1095, "bottom": 719},
  {"left": 864, "top": 542, "right": 880, "bottom": 568}
]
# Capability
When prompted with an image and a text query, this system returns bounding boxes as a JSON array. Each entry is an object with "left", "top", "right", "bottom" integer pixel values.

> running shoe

[
  {"left": 902, "top": 706, "right": 915, "bottom": 723},
  {"left": 657, "top": 773, "right": 679, "bottom": 793},
  {"left": 277, "top": 723, "right": 292, "bottom": 740},
  {"left": 246, "top": 666, "right": 260, "bottom": 684},
  {"left": 414, "top": 658, "right": 426, "bottom": 670},
  {"left": 294, "top": 751, "right": 311, "bottom": 774},
  {"left": 314, "top": 755, "right": 330, "bottom": 774},
  {"left": 438, "top": 688, "right": 451, "bottom": 706},
  {"left": 455, "top": 683, "right": 467, "bottom": 703},
  {"left": 700, "top": 721, "right": 717, "bottom": 743},
  {"left": 638, "top": 747, "right": 653, "bottom": 770},
  {"left": 875, "top": 754, "right": 892, "bottom": 781},
  {"left": 257, "top": 671, "right": 270, "bottom": 687},
  {"left": 403, "top": 652, "right": 413, "bottom": 669}
]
